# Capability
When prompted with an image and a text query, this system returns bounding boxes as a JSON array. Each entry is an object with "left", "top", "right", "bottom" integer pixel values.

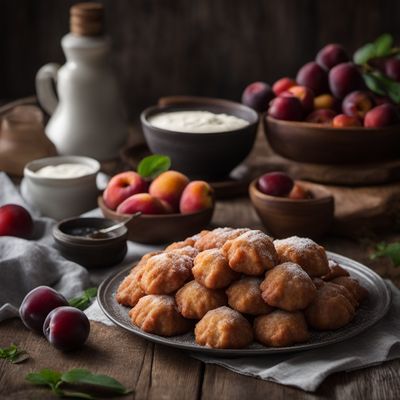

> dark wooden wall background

[{"left": 0, "top": 0, "right": 399, "bottom": 121}]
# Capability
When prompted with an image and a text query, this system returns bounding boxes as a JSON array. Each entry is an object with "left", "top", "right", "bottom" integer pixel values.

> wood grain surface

[{"left": 1, "top": 192, "right": 400, "bottom": 399}]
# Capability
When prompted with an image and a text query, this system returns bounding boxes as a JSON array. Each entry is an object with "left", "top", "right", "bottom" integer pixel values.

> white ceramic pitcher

[{"left": 36, "top": 33, "right": 129, "bottom": 161}]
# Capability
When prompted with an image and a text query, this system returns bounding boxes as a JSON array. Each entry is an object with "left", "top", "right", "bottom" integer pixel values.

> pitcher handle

[{"left": 35, "top": 63, "right": 60, "bottom": 115}]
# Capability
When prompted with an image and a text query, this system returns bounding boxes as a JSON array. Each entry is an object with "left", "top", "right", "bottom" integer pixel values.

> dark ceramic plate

[{"left": 98, "top": 252, "right": 391, "bottom": 356}]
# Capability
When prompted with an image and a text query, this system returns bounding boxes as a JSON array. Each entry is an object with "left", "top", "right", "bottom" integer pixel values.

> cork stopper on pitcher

[{"left": 70, "top": 2, "right": 104, "bottom": 36}]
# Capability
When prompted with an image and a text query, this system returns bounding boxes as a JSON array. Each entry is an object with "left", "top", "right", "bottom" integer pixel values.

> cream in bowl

[
  {"left": 141, "top": 96, "right": 259, "bottom": 179},
  {"left": 148, "top": 110, "right": 249, "bottom": 133},
  {"left": 22, "top": 156, "right": 100, "bottom": 220},
  {"left": 35, "top": 163, "right": 95, "bottom": 179}
]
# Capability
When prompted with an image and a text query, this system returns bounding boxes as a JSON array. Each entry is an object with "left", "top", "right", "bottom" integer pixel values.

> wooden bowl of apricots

[
  {"left": 98, "top": 155, "right": 214, "bottom": 244},
  {"left": 241, "top": 34, "right": 400, "bottom": 165}
]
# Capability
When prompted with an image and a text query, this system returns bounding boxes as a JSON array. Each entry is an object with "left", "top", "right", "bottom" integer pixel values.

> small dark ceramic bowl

[
  {"left": 141, "top": 96, "right": 259, "bottom": 180},
  {"left": 249, "top": 179, "right": 334, "bottom": 239},
  {"left": 98, "top": 196, "right": 214, "bottom": 244},
  {"left": 265, "top": 116, "right": 400, "bottom": 164},
  {"left": 53, "top": 217, "right": 128, "bottom": 268}
]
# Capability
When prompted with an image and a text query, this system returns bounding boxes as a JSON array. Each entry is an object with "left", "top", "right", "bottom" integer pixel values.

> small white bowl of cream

[{"left": 22, "top": 156, "right": 100, "bottom": 220}]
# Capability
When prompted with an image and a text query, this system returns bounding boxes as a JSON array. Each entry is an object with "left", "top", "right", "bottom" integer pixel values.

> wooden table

[
  {"left": 1, "top": 196, "right": 400, "bottom": 400},
  {"left": 2, "top": 134, "right": 400, "bottom": 400}
]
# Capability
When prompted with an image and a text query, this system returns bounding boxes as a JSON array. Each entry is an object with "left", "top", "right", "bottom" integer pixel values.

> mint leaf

[
  {"left": 354, "top": 43, "right": 376, "bottom": 65},
  {"left": 60, "top": 391, "right": 95, "bottom": 399},
  {"left": 69, "top": 287, "right": 97, "bottom": 311},
  {"left": 26, "top": 369, "right": 63, "bottom": 396},
  {"left": 137, "top": 154, "right": 171, "bottom": 180},
  {"left": 0, "top": 344, "right": 29, "bottom": 364},
  {"left": 61, "top": 369, "right": 131, "bottom": 394},
  {"left": 370, "top": 242, "right": 400, "bottom": 266},
  {"left": 26, "top": 368, "right": 133, "bottom": 398},
  {"left": 374, "top": 33, "right": 393, "bottom": 57}
]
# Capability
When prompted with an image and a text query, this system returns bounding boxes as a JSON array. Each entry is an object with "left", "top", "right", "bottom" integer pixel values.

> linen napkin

[
  {"left": 192, "top": 280, "right": 400, "bottom": 392},
  {"left": 0, "top": 172, "right": 158, "bottom": 321},
  {"left": 85, "top": 281, "right": 399, "bottom": 392}
]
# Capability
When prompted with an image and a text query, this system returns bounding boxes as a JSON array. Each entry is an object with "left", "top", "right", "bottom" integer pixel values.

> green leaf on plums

[
  {"left": 69, "top": 287, "right": 98, "bottom": 311},
  {"left": 0, "top": 344, "right": 29, "bottom": 364},
  {"left": 354, "top": 43, "right": 377, "bottom": 65},
  {"left": 137, "top": 154, "right": 171, "bottom": 180},
  {"left": 383, "top": 78, "right": 400, "bottom": 103},
  {"left": 374, "top": 33, "right": 394, "bottom": 57},
  {"left": 362, "top": 72, "right": 386, "bottom": 95},
  {"left": 26, "top": 368, "right": 133, "bottom": 398},
  {"left": 362, "top": 71, "right": 400, "bottom": 103},
  {"left": 370, "top": 242, "right": 400, "bottom": 266},
  {"left": 354, "top": 34, "right": 394, "bottom": 65},
  {"left": 61, "top": 368, "right": 131, "bottom": 394}
]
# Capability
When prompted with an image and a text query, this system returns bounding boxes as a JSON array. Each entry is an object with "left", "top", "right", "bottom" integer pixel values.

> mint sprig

[
  {"left": 26, "top": 368, "right": 132, "bottom": 399},
  {"left": 370, "top": 242, "right": 400, "bottom": 266},
  {"left": 137, "top": 154, "right": 171, "bottom": 180},
  {"left": 0, "top": 344, "right": 29, "bottom": 364},
  {"left": 69, "top": 287, "right": 97, "bottom": 311}
]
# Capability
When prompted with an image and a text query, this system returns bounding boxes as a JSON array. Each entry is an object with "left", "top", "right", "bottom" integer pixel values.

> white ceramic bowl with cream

[{"left": 22, "top": 155, "right": 100, "bottom": 220}]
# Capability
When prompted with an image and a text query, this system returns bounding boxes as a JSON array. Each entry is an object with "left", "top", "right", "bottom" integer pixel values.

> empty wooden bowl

[
  {"left": 265, "top": 115, "right": 400, "bottom": 165},
  {"left": 98, "top": 197, "right": 214, "bottom": 244},
  {"left": 249, "top": 179, "right": 334, "bottom": 239}
]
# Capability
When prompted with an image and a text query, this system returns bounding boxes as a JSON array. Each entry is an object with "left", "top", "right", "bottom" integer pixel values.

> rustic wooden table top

[
  {"left": 2, "top": 197, "right": 400, "bottom": 400},
  {"left": 1, "top": 132, "right": 400, "bottom": 400}
]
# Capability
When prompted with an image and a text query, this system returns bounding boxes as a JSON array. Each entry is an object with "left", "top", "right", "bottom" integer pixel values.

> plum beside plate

[{"left": 98, "top": 251, "right": 391, "bottom": 357}]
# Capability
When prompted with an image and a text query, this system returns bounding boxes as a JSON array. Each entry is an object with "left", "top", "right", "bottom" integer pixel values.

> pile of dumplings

[{"left": 116, "top": 227, "right": 368, "bottom": 349}]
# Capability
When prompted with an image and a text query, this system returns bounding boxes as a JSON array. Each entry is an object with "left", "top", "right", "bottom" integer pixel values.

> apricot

[
  {"left": 272, "top": 77, "right": 296, "bottom": 96},
  {"left": 179, "top": 181, "right": 214, "bottom": 214},
  {"left": 329, "top": 62, "right": 364, "bottom": 99},
  {"left": 313, "top": 94, "right": 337, "bottom": 111},
  {"left": 116, "top": 193, "right": 168, "bottom": 215},
  {"left": 306, "top": 109, "right": 336, "bottom": 125},
  {"left": 268, "top": 96, "right": 303, "bottom": 121},
  {"left": 289, "top": 183, "right": 312, "bottom": 200},
  {"left": 283, "top": 85, "right": 314, "bottom": 112},
  {"left": 241, "top": 81, "right": 274, "bottom": 112},
  {"left": 296, "top": 62, "right": 328, "bottom": 95},
  {"left": 332, "top": 114, "right": 362, "bottom": 128},
  {"left": 316, "top": 44, "right": 349, "bottom": 71},
  {"left": 103, "top": 171, "right": 148, "bottom": 210},
  {"left": 149, "top": 171, "right": 189, "bottom": 211},
  {"left": 364, "top": 104, "right": 400, "bottom": 128}
]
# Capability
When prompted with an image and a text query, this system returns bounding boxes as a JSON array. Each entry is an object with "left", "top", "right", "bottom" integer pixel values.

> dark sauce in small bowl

[
  {"left": 63, "top": 226, "right": 116, "bottom": 239},
  {"left": 53, "top": 217, "right": 128, "bottom": 268}
]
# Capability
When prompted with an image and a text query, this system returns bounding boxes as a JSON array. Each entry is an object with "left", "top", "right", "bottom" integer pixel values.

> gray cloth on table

[
  {"left": 0, "top": 172, "right": 157, "bottom": 321},
  {"left": 1, "top": 172, "right": 400, "bottom": 392},
  {"left": 86, "top": 281, "right": 400, "bottom": 392}
]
